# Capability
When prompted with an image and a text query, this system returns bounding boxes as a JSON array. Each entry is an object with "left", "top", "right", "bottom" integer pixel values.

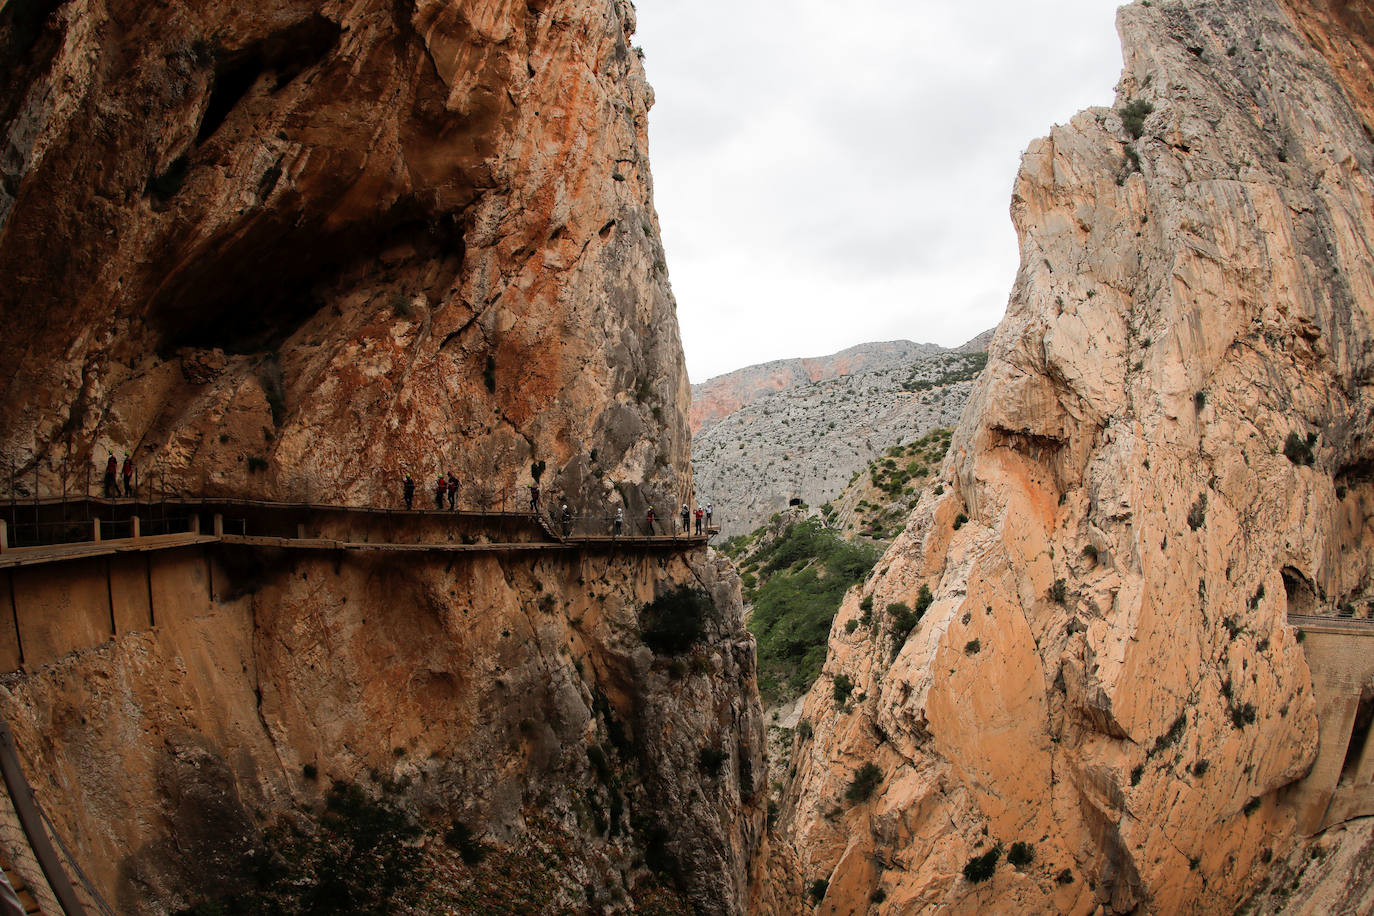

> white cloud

[{"left": 635, "top": 0, "right": 1126, "bottom": 381}]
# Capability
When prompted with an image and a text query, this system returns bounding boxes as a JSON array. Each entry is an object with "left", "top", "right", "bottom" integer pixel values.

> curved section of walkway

[{"left": 1285, "top": 613, "right": 1374, "bottom": 834}]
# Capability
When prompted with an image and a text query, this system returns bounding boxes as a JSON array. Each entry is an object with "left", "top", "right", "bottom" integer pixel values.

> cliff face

[
  {"left": 4, "top": 546, "right": 764, "bottom": 913},
  {"left": 764, "top": 0, "right": 1374, "bottom": 912},
  {"left": 0, "top": 0, "right": 762, "bottom": 912},
  {"left": 1, "top": 0, "right": 688, "bottom": 515}
]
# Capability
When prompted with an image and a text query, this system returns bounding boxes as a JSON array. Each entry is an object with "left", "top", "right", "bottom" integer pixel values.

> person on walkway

[
  {"left": 613, "top": 507, "right": 623, "bottom": 536},
  {"left": 694, "top": 506, "right": 704, "bottom": 535},
  {"left": 403, "top": 472, "right": 415, "bottom": 509},
  {"left": 680, "top": 503, "right": 690, "bottom": 534},
  {"left": 529, "top": 484, "right": 540, "bottom": 512},
  {"left": 103, "top": 453, "right": 118, "bottom": 498},
  {"left": 560, "top": 503, "right": 572, "bottom": 537},
  {"left": 435, "top": 475, "right": 446, "bottom": 509},
  {"left": 706, "top": 504, "right": 713, "bottom": 529},
  {"left": 646, "top": 506, "right": 656, "bottom": 535},
  {"left": 447, "top": 473, "right": 459, "bottom": 509},
  {"left": 121, "top": 454, "right": 134, "bottom": 497}
]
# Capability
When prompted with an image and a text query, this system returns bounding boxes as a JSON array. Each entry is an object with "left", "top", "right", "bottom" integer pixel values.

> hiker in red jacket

[
  {"left": 646, "top": 506, "right": 657, "bottom": 535},
  {"left": 103, "top": 453, "right": 118, "bottom": 497},
  {"left": 121, "top": 454, "right": 134, "bottom": 497},
  {"left": 434, "top": 475, "right": 446, "bottom": 509}
]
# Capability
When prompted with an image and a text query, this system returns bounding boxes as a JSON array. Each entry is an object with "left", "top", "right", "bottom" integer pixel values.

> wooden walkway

[{"left": 0, "top": 497, "right": 714, "bottom": 570}]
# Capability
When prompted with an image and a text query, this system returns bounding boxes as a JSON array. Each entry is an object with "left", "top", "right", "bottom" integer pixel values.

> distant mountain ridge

[
  {"left": 690, "top": 339, "right": 951, "bottom": 435},
  {"left": 691, "top": 333, "right": 992, "bottom": 538}
]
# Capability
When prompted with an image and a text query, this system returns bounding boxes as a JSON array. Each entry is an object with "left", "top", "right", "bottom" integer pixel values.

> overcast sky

[{"left": 633, "top": 1, "right": 1126, "bottom": 382}]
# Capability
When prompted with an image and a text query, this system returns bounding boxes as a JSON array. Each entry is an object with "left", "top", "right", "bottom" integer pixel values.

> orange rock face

[
  {"left": 0, "top": 1, "right": 764, "bottom": 912},
  {"left": 762, "top": 0, "right": 1374, "bottom": 912},
  {"left": 1, "top": 0, "right": 689, "bottom": 517}
]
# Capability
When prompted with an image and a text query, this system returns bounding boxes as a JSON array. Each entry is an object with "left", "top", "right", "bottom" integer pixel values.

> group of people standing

[
  {"left": 102, "top": 453, "right": 134, "bottom": 498},
  {"left": 679, "top": 502, "right": 712, "bottom": 535},
  {"left": 643, "top": 502, "right": 712, "bottom": 536},
  {"left": 401, "top": 472, "right": 462, "bottom": 510},
  {"left": 400, "top": 472, "right": 714, "bottom": 539}
]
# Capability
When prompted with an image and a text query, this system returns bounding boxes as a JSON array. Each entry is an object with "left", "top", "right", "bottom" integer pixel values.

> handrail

[{"left": 0, "top": 718, "right": 88, "bottom": 916}]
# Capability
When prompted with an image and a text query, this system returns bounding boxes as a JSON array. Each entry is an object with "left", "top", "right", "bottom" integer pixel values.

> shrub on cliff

[
  {"left": 641, "top": 585, "right": 713, "bottom": 655},
  {"left": 845, "top": 762, "right": 883, "bottom": 803},
  {"left": 1120, "top": 99, "right": 1154, "bottom": 138},
  {"left": 1283, "top": 431, "right": 1316, "bottom": 465},
  {"left": 175, "top": 780, "right": 427, "bottom": 915},
  {"left": 963, "top": 844, "right": 1001, "bottom": 883}
]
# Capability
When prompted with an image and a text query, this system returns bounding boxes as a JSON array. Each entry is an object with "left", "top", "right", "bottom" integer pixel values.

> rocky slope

[
  {"left": 0, "top": 0, "right": 763, "bottom": 911},
  {"left": 693, "top": 346, "right": 987, "bottom": 539},
  {"left": 691, "top": 341, "right": 950, "bottom": 437},
  {"left": 761, "top": 0, "right": 1374, "bottom": 912}
]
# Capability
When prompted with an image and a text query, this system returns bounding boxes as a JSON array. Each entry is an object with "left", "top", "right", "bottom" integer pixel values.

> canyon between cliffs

[{"left": 3, "top": 0, "right": 1374, "bottom": 914}]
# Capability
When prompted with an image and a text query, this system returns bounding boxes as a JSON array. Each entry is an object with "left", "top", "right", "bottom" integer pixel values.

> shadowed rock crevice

[
  {"left": 196, "top": 14, "right": 342, "bottom": 145},
  {"left": 149, "top": 204, "right": 467, "bottom": 355}
]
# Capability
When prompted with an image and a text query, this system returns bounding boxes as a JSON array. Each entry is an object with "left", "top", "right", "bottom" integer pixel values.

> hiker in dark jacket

[
  {"left": 403, "top": 473, "right": 415, "bottom": 509},
  {"left": 447, "top": 473, "right": 459, "bottom": 509},
  {"left": 103, "top": 453, "right": 118, "bottom": 498},
  {"left": 121, "top": 455, "right": 134, "bottom": 497},
  {"left": 646, "top": 506, "right": 657, "bottom": 535},
  {"left": 435, "top": 476, "right": 446, "bottom": 509}
]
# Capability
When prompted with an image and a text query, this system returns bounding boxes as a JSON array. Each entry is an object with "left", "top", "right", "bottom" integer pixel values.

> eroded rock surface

[
  {"left": 0, "top": 0, "right": 763, "bottom": 911},
  {"left": 1, "top": 0, "right": 687, "bottom": 516},
  {"left": 761, "top": 0, "right": 1374, "bottom": 912}
]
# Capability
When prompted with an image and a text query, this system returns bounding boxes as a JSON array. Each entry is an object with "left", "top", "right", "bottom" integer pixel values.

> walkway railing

[{"left": 0, "top": 496, "right": 715, "bottom": 568}]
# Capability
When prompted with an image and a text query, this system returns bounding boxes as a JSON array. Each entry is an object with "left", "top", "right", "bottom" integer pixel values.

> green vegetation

[
  {"left": 1283, "top": 431, "right": 1316, "bottom": 466},
  {"left": 832, "top": 673, "right": 855, "bottom": 705},
  {"left": 744, "top": 519, "right": 880, "bottom": 702},
  {"left": 1149, "top": 712, "right": 1187, "bottom": 757},
  {"left": 850, "top": 428, "right": 954, "bottom": 539},
  {"left": 175, "top": 781, "right": 426, "bottom": 915},
  {"left": 1007, "top": 842, "right": 1035, "bottom": 868},
  {"left": 1120, "top": 98, "right": 1155, "bottom": 139},
  {"left": 641, "top": 586, "right": 714, "bottom": 655},
  {"left": 888, "top": 586, "right": 932, "bottom": 656},
  {"left": 903, "top": 353, "right": 987, "bottom": 392},
  {"left": 845, "top": 763, "right": 883, "bottom": 804},
  {"left": 963, "top": 845, "right": 1001, "bottom": 883}
]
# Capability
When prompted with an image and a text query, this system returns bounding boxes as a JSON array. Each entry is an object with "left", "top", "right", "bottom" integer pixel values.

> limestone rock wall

[
  {"left": 0, "top": 0, "right": 688, "bottom": 516},
  {"left": 0, "top": 0, "right": 764, "bottom": 910},
  {"left": 763, "top": 0, "right": 1374, "bottom": 912},
  {"left": 0, "top": 547, "right": 764, "bottom": 913}
]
